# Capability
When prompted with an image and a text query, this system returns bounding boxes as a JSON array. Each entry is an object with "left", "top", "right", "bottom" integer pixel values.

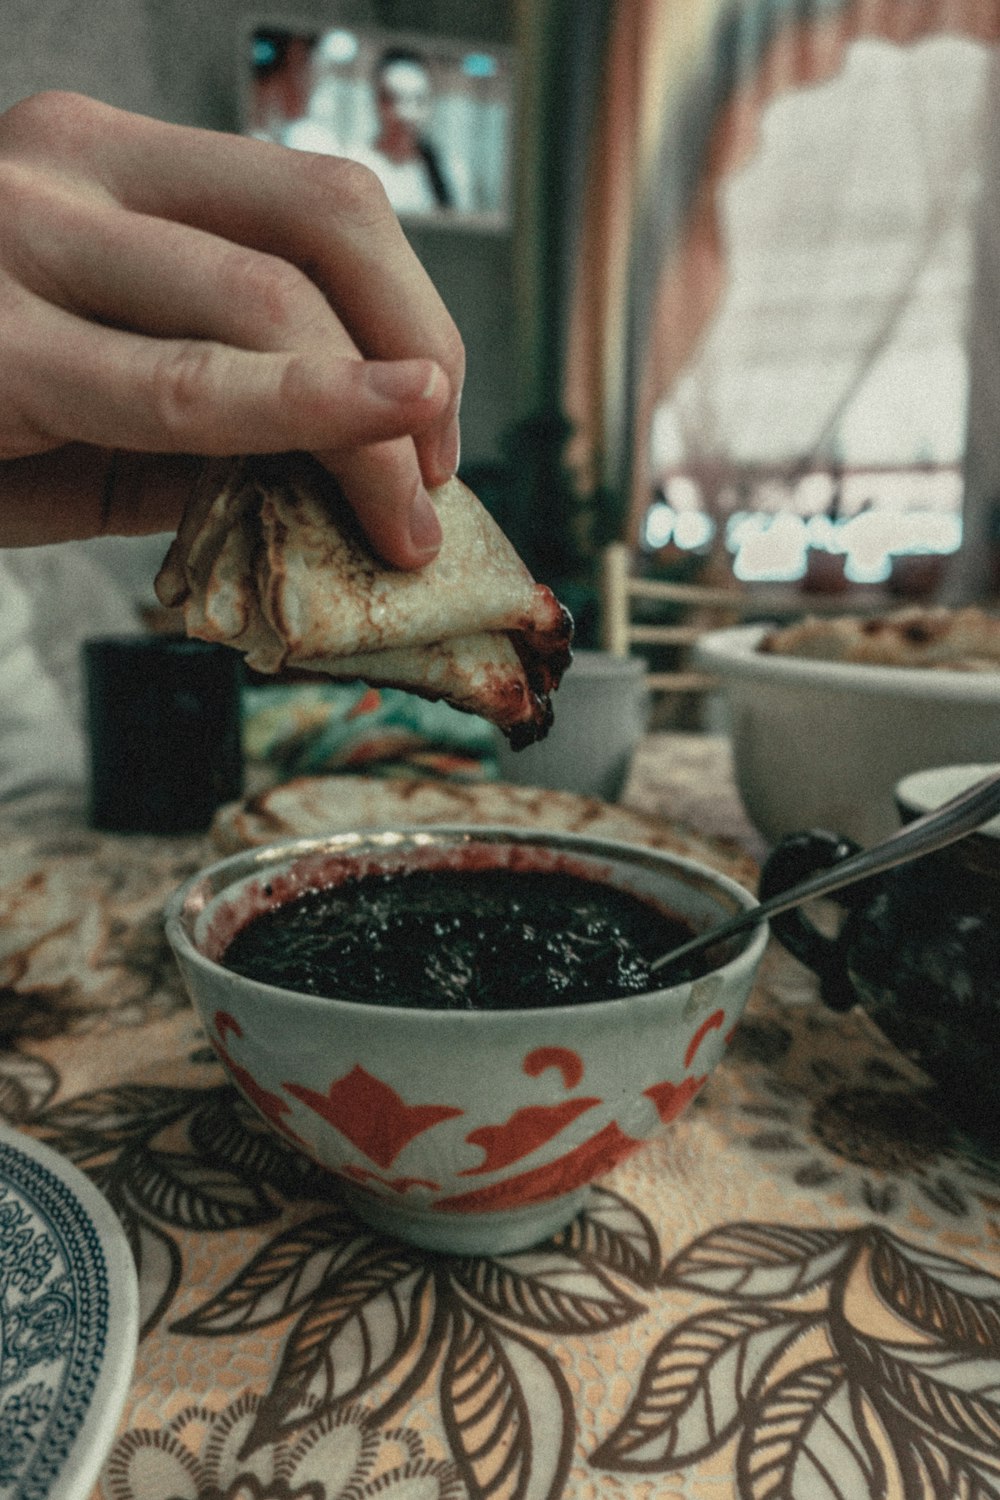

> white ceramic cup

[{"left": 495, "top": 650, "right": 649, "bottom": 801}]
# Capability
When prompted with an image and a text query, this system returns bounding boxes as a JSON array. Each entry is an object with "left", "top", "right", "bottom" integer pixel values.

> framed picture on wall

[{"left": 239, "top": 18, "right": 515, "bottom": 231}]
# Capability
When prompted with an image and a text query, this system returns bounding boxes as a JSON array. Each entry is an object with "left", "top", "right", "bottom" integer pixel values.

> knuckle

[
  {"left": 0, "top": 92, "right": 60, "bottom": 149},
  {"left": 0, "top": 163, "right": 91, "bottom": 304},
  {"left": 149, "top": 341, "right": 218, "bottom": 441},
  {"left": 0, "top": 160, "right": 41, "bottom": 222},
  {"left": 275, "top": 352, "right": 326, "bottom": 430},
  {"left": 227, "top": 248, "right": 317, "bottom": 336},
  {"left": 303, "top": 152, "right": 395, "bottom": 230},
  {"left": 0, "top": 156, "right": 78, "bottom": 249},
  {"left": 0, "top": 90, "right": 103, "bottom": 155}
]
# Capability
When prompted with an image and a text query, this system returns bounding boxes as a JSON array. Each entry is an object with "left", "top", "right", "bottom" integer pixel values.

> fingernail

[
  {"left": 365, "top": 360, "right": 444, "bottom": 403},
  {"left": 435, "top": 413, "right": 460, "bottom": 480},
  {"left": 409, "top": 487, "right": 443, "bottom": 555}
]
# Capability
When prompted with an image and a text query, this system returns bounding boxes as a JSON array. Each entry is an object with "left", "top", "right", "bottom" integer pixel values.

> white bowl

[
  {"left": 696, "top": 625, "right": 1000, "bottom": 846},
  {"left": 165, "top": 825, "right": 764, "bottom": 1255},
  {"left": 493, "top": 650, "right": 649, "bottom": 801}
]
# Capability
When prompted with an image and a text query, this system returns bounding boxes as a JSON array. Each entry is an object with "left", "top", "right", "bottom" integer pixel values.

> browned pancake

[
  {"left": 156, "top": 455, "right": 573, "bottom": 744},
  {"left": 208, "top": 773, "right": 759, "bottom": 889}
]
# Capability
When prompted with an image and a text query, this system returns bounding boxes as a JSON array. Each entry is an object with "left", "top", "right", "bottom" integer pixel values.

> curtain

[
  {"left": 945, "top": 45, "right": 1000, "bottom": 601},
  {"left": 564, "top": 0, "right": 1000, "bottom": 544}
]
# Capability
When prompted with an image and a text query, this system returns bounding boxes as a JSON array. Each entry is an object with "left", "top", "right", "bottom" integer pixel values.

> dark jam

[{"left": 222, "top": 868, "right": 702, "bottom": 1010}]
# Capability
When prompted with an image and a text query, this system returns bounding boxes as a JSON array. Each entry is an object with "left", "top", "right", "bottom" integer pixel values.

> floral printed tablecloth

[{"left": 2, "top": 737, "right": 999, "bottom": 1500}]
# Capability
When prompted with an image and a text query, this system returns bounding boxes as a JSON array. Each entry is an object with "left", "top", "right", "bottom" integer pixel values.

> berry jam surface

[{"left": 222, "top": 868, "right": 700, "bottom": 1010}]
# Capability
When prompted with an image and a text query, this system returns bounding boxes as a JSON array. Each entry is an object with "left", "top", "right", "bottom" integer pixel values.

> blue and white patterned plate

[{"left": 0, "top": 1121, "right": 138, "bottom": 1500}]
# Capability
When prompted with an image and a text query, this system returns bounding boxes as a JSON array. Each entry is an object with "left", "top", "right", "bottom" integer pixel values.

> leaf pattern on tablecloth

[
  {"left": 854, "top": 1336, "right": 1000, "bottom": 1454},
  {"left": 593, "top": 1220, "right": 1000, "bottom": 1499},
  {"left": 904, "top": 1428, "right": 1000, "bottom": 1500},
  {"left": 22, "top": 1074, "right": 646, "bottom": 1500},
  {"left": 33, "top": 1082, "right": 317, "bottom": 1339},
  {"left": 11, "top": 1069, "right": 1000, "bottom": 1500},
  {"left": 0, "top": 1050, "right": 57, "bottom": 1122},
  {"left": 731, "top": 958, "right": 1000, "bottom": 1230},
  {"left": 223, "top": 1244, "right": 432, "bottom": 1440},
  {"left": 454, "top": 1251, "right": 644, "bottom": 1333},
  {"left": 442, "top": 1306, "right": 574, "bottom": 1500},
  {"left": 167, "top": 1207, "right": 367, "bottom": 1332},
  {"left": 735, "top": 1358, "right": 883, "bottom": 1500},
  {"left": 125, "top": 1149, "right": 274, "bottom": 1230},
  {"left": 590, "top": 1307, "right": 810, "bottom": 1469},
  {"left": 868, "top": 1234, "right": 1000, "bottom": 1350},
  {"left": 176, "top": 1187, "right": 636, "bottom": 1500},
  {"left": 186, "top": 1087, "right": 331, "bottom": 1198},
  {"left": 554, "top": 1187, "right": 661, "bottom": 1287},
  {"left": 662, "top": 1222, "right": 850, "bottom": 1299}
]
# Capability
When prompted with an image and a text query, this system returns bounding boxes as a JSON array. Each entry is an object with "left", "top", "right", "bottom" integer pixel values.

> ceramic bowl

[
  {"left": 696, "top": 625, "right": 1000, "bottom": 845},
  {"left": 165, "top": 826, "right": 764, "bottom": 1254},
  {"left": 493, "top": 650, "right": 650, "bottom": 801}
]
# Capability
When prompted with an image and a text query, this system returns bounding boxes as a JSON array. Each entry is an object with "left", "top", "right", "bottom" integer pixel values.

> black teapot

[{"left": 759, "top": 768, "right": 1000, "bottom": 1151}]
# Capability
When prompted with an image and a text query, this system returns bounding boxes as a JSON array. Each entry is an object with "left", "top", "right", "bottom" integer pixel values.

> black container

[
  {"left": 84, "top": 635, "right": 243, "bottom": 833},
  {"left": 759, "top": 825, "right": 1000, "bottom": 1152}
]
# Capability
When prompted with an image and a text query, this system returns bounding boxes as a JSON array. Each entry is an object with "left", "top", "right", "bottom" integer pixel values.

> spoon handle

[{"left": 651, "top": 768, "right": 1000, "bottom": 976}]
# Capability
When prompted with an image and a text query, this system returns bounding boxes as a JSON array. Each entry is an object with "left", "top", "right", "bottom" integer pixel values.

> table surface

[{"left": 3, "top": 734, "right": 999, "bottom": 1500}]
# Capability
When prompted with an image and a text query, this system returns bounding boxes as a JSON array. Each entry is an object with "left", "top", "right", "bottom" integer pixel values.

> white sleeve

[{"left": 0, "top": 560, "right": 85, "bottom": 798}]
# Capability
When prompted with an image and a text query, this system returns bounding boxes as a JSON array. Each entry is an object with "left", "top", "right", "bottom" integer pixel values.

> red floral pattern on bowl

[{"left": 165, "top": 828, "right": 765, "bottom": 1254}]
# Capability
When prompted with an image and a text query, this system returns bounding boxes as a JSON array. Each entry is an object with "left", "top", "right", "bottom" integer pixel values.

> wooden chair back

[{"left": 598, "top": 542, "right": 753, "bottom": 697}]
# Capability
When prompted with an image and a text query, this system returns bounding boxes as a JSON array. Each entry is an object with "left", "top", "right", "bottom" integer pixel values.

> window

[{"left": 648, "top": 36, "right": 990, "bottom": 583}]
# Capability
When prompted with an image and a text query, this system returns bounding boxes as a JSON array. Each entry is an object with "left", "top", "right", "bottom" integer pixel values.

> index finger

[{"left": 76, "top": 105, "right": 465, "bottom": 486}]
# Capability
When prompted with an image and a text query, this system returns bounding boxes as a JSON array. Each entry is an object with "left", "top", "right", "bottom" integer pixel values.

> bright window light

[
  {"left": 726, "top": 511, "right": 764, "bottom": 549},
  {"left": 641, "top": 503, "right": 715, "bottom": 552},
  {"left": 646, "top": 37, "right": 986, "bottom": 585},
  {"left": 906, "top": 512, "right": 963, "bottom": 552},
  {"left": 317, "top": 29, "right": 359, "bottom": 66},
  {"left": 794, "top": 473, "right": 838, "bottom": 515},
  {"left": 673, "top": 512, "right": 715, "bottom": 550},
  {"left": 731, "top": 514, "right": 808, "bottom": 581},
  {"left": 643, "top": 501, "right": 675, "bottom": 549},
  {"left": 844, "top": 545, "right": 891, "bottom": 581}
]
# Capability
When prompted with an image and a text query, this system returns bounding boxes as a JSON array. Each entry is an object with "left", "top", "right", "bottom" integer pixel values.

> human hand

[{"left": 0, "top": 91, "right": 464, "bottom": 566}]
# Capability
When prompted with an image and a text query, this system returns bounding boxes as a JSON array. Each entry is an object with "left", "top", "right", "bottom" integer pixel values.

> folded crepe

[{"left": 155, "top": 454, "right": 573, "bottom": 746}]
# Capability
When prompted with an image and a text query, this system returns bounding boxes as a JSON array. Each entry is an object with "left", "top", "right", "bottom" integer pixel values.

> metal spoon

[{"left": 651, "top": 767, "right": 1000, "bottom": 981}]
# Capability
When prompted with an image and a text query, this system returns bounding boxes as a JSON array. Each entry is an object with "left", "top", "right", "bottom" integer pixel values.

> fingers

[
  {"left": 6, "top": 296, "right": 450, "bottom": 459},
  {"left": 182, "top": 147, "right": 465, "bottom": 486},
  {"left": 0, "top": 439, "right": 442, "bottom": 563},
  {"left": 59, "top": 100, "right": 466, "bottom": 482},
  {"left": 13, "top": 183, "right": 339, "bottom": 351},
  {"left": 0, "top": 93, "right": 465, "bottom": 562},
  {"left": 315, "top": 440, "right": 444, "bottom": 570},
  {"left": 1, "top": 164, "right": 448, "bottom": 562}
]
